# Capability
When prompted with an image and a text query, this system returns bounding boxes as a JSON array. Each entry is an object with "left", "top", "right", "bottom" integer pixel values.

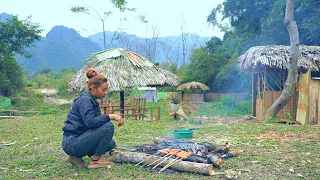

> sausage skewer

[
  {"left": 146, "top": 154, "right": 172, "bottom": 167},
  {"left": 152, "top": 150, "right": 181, "bottom": 169},
  {"left": 158, "top": 151, "right": 192, "bottom": 173},
  {"left": 146, "top": 149, "right": 180, "bottom": 167},
  {"left": 135, "top": 152, "right": 160, "bottom": 166}
]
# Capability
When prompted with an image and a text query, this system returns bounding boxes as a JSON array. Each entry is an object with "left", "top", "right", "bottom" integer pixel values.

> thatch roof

[
  {"left": 68, "top": 48, "right": 179, "bottom": 92},
  {"left": 177, "top": 82, "right": 209, "bottom": 91},
  {"left": 238, "top": 45, "right": 320, "bottom": 71}
]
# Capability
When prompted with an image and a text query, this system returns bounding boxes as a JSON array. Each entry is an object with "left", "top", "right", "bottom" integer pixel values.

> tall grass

[{"left": 194, "top": 95, "right": 252, "bottom": 116}]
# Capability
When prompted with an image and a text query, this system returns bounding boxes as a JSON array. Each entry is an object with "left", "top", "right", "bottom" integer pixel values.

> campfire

[{"left": 109, "top": 137, "right": 238, "bottom": 176}]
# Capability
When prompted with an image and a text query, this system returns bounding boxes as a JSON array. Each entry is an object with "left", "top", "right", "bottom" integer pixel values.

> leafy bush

[
  {"left": 11, "top": 89, "right": 49, "bottom": 111},
  {"left": 0, "top": 96, "right": 11, "bottom": 108},
  {"left": 40, "top": 107, "right": 59, "bottom": 115},
  {"left": 264, "top": 116, "right": 279, "bottom": 124},
  {"left": 56, "top": 76, "right": 71, "bottom": 97},
  {"left": 0, "top": 57, "right": 26, "bottom": 96},
  {"left": 235, "top": 100, "right": 252, "bottom": 114},
  {"left": 157, "top": 92, "right": 167, "bottom": 100},
  {"left": 220, "top": 95, "right": 237, "bottom": 107}
]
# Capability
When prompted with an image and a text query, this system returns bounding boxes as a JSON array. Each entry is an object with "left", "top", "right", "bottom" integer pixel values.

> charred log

[
  {"left": 110, "top": 152, "right": 215, "bottom": 176},
  {"left": 153, "top": 137, "right": 231, "bottom": 155}
]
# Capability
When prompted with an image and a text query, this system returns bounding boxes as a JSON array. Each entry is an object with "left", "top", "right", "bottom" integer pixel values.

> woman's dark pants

[{"left": 62, "top": 122, "right": 115, "bottom": 157}]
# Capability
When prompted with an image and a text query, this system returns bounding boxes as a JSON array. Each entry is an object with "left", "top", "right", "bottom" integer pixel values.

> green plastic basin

[{"left": 173, "top": 129, "right": 194, "bottom": 139}]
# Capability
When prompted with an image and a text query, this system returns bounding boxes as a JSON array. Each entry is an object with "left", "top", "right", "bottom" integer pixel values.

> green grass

[
  {"left": 193, "top": 100, "right": 252, "bottom": 117},
  {"left": 0, "top": 97, "right": 11, "bottom": 108},
  {"left": 0, "top": 102, "right": 319, "bottom": 179}
]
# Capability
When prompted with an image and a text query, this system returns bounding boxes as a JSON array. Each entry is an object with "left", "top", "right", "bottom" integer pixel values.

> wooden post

[
  {"left": 264, "top": 67, "right": 267, "bottom": 98},
  {"left": 252, "top": 73, "right": 255, "bottom": 117},
  {"left": 151, "top": 108, "right": 153, "bottom": 121},
  {"left": 120, "top": 91, "right": 124, "bottom": 117}
]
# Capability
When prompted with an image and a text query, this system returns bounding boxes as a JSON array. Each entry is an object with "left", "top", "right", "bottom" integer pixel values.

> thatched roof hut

[
  {"left": 238, "top": 45, "right": 320, "bottom": 71},
  {"left": 177, "top": 82, "right": 209, "bottom": 91},
  {"left": 237, "top": 45, "right": 320, "bottom": 125},
  {"left": 176, "top": 82, "right": 209, "bottom": 102},
  {"left": 68, "top": 48, "right": 179, "bottom": 92}
]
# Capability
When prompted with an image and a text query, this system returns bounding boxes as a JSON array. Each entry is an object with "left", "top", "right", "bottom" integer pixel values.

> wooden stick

[
  {"left": 135, "top": 152, "right": 160, "bottom": 166},
  {"left": 152, "top": 156, "right": 173, "bottom": 169},
  {"left": 158, "top": 151, "right": 192, "bottom": 173},
  {"left": 158, "top": 157, "right": 180, "bottom": 173},
  {"left": 112, "top": 152, "right": 215, "bottom": 176},
  {"left": 146, "top": 154, "right": 171, "bottom": 167}
]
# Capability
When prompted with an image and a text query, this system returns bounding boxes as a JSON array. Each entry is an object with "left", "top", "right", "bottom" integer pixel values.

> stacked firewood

[{"left": 152, "top": 137, "right": 237, "bottom": 168}]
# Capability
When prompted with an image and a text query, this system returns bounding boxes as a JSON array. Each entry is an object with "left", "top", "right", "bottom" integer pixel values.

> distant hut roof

[
  {"left": 177, "top": 81, "right": 209, "bottom": 91},
  {"left": 68, "top": 48, "right": 179, "bottom": 92},
  {"left": 237, "top": 45, "right": 320, "bottom": 71}
]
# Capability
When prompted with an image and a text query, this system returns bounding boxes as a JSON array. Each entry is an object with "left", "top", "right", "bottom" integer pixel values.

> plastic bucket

[{"left": 173, "top": 129, "right": 194, "bottom": 139}]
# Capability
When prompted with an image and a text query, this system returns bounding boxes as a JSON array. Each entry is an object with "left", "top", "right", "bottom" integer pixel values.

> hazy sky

[{"left": 1, "top": 0, "right": 224, "bottom": 38}]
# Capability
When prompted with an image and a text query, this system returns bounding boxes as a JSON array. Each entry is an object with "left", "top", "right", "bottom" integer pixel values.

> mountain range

[{"left": 1, "top": 13, "right": 211, "bottom": 74}]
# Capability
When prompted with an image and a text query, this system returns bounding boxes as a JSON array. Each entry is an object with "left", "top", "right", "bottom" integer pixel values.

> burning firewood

[
  {"left": 152, "top": 149, "right": 182, "bottom": 169},
  {"left": 111, "top": 151, "right": 215, "bottom": 176},
  {"left": 158, "top": 151, "right": 192, "bottom": 173},
  {"left": 153, "top": 137, "right": 231, "bottom": 156},
  {"left": 147, "top": 149, "right": 181, "bottom": 167},
  {"left": 132, "top": 137, "right": 238, "bottom": 169}
]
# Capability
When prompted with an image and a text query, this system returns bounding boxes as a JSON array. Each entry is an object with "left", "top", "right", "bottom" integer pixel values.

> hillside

[
  {"left": 2, "top": 12, "right": 211, "bottom": 74},
  {"left": 16, "top": 26, "right": 102, "bottom": 74},
  {"left": 89, "top": 31, "right": 210, "bottom": 65}
]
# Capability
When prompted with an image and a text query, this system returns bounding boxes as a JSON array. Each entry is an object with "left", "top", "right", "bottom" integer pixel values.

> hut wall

[
  {"left": 308, "top": 79, "right": 320, "bottom": 124},
  {"left": 256, "top": 98, "right": 264, "bottom": 121},
  {"left": 204, "top": 92, "right": 250, "bottom": 102},
  {"left": 168, "top": 92, "right": 250, "bottom": 103},
  {"left": 255, "top": 91, "right": 298, "bottom": 121},
  {"left": 183, "top": 93, "right": 204, "bottom": 102}
]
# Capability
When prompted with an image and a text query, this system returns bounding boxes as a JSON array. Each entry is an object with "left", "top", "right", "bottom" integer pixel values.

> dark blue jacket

[{"left": 62, "top": 92, "right": 110, "bottom": 136}]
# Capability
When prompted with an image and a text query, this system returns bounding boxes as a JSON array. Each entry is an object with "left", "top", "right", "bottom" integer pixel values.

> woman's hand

[
  {"left": 116, "top": 117, "right": 125, "bottom": 127},
  {"left": 109, "top": 114, "right": 125, "bottom": 127}
]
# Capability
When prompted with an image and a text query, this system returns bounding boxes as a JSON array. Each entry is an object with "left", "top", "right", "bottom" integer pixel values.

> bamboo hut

[
  {"left": 68, "top": 48, "right": 179, "bottom": 116},
  {"left": 177, "top": 82, "right": 209, "bottom": 102},
  {"left": 238, "top": 45, "right": 320, "bottom": 125}
]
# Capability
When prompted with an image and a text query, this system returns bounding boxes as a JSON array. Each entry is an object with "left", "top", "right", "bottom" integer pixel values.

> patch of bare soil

[
  {"left": 37, "top": 88, "right": 73, "bottom": 105},
  {"left": 44, "top": 97, "right": 73, "bottom": 105}
]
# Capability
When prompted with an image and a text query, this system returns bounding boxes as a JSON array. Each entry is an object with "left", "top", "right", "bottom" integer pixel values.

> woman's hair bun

[{"left": 86, "top": 69, "right": 99, "bottom": 78}]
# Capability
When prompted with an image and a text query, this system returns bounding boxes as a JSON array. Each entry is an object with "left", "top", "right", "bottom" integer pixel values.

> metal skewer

[
  {"left": 135, "top": 152, "right": 160, "bottom": 166},
  {"left": 146, "top": 154, "right": 172, "bottom": 167}
]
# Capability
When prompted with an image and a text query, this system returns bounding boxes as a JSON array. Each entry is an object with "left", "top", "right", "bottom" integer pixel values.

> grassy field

[{"left": 0, "top": 100, "right": 319, "bottom": 180}]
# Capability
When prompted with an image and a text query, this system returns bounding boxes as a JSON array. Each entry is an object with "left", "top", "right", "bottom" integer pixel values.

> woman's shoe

[
  {"left": 66, "top": 156, "right": 85, "bottom": 167},
  {"left": 88, "top": 157, "right": 114, "bottom": 168}
]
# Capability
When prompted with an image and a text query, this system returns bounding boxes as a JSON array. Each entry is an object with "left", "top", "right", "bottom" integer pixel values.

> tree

[
  {"left": 142, "top": 26, "right": 159, "bottom": 62},
  {"left": 179, "top": 16, "right": 190, "bottom": 67},
  {"left": 71, "top": 0, "right": 136, "bottom": 50},
  {"left": 110, "top": 0, "right": 134, "bottom": 12},
  {"left": 0, "top": 15, "right": 43, "bottom": 96},
  {"left": 207, "top": 0, "right": 320, "bottom": 47},
  {"left": 0, "top": 56, "right": 26, "bottom": 96},
  {"left": 0, "top": 15, "right": 42, "bottom": 59},
  {"left": 71, "top": 2, "right": 112, "bottom": 50},
  {"left": 266, "top": 0, "right": 299, "bottom": 119}
]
